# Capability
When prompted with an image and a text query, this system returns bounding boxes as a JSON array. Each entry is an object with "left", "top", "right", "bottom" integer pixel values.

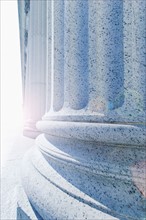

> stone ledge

[
  {"left": 37, "top": 121, "right": 146, "bottom": 146},
  {"left": 36, "top": 134, "right": 146, "bottom": 184}
]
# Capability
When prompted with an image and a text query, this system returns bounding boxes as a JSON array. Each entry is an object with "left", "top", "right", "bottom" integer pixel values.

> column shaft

[
  {"left": 123, "top": 0, "right": 146, "bottom": 122},
  {"left": 53, "top": 0, "right": 64, "bottom": 111},
  {"left": 44, "top": 0, "right": 146, "bottom": 124},
  {"left": 23, "top": 0, "right": 47, "bottom": 136},
  {"left": 64, "top": 0, "right": 89, "bottom": 110},
  {"left": 45, "top": 0, "right": 52, "bottom": 112}
]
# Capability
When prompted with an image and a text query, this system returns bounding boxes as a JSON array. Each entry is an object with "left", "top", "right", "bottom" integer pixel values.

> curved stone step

[
  {"left": 17, "top": 185, "right": 43, "bottom": 220},
  {"left": 21, "top": 146, "right": 146, "bottom": 220}
]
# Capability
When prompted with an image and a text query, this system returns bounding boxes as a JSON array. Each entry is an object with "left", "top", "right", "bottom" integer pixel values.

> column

[
  {"left": 43, "top": 0, "right": 146, "bottom": 124},
  {"left": 19, "top": 0, "right": 146, "bottom": 219},
  {"left": 19, "top": 0, "right": 47, "bottom": 138},
  {"left": 18, "top": 0, "right": 29, "bottom": 106}
]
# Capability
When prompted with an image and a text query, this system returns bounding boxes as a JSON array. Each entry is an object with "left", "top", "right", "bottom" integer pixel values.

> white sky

[{"left": 1, "top": 0, "right": 23, "bottom": 163}]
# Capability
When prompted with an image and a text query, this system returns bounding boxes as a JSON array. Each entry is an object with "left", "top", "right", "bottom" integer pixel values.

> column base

[
  {"left": 23, "top": 120, "right": 41, "bottom": 139},
  {"left": 21, "top": 134, "right": 146, "bottom": 220},
  {"left": 23, "top": 128, "right": 41, "bottom": 139}
]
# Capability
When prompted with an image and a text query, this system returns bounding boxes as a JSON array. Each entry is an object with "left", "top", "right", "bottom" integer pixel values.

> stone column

[
  {"left": 20, "top": 0, "right": 146, "bottom": 219},
  {"left": 18, "top": 0, "right": 47, "bottom": 138},
  {"left": 18, "top": 0, "right": 25, "bottom": 97}
]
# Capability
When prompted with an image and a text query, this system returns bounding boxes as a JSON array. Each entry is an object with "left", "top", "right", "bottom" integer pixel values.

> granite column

[{"left": 19, "top": 1, "right": 146, "bottom": 219}]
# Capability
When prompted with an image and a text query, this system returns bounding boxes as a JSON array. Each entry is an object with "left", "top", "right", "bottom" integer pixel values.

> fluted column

[
  {"left": 43, "top": 0, "right": 146, "bottom": 125},
  {"left": 18, "top": 0, "right": 47, "bottom": 137},
  {"left": 18, "top": 0, "right": 30, "bottom": 104},
  {"left": 19, "top": 1, "right": 146, "bottom": 219}
]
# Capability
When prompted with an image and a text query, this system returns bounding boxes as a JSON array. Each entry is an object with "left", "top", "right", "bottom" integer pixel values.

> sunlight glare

[{"left": 1, "top": 0, "right": 23, "bottom": 164}]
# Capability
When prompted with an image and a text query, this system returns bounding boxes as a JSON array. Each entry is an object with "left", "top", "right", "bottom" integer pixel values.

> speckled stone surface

[
  {"left": 21, "top": 131, "right": 146, "bottom": 219},
  {"left": 22, "top": 142, "right": 146, "bottom": 220},
  {"left": 37, "top": 121, "right": 146, "bottom": 147},
  {"left": 18, "top": 0, "right": 146, "bottom": 219},
  {"left": 41, "top": 0, "right": 146, "bottom": 124}
]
